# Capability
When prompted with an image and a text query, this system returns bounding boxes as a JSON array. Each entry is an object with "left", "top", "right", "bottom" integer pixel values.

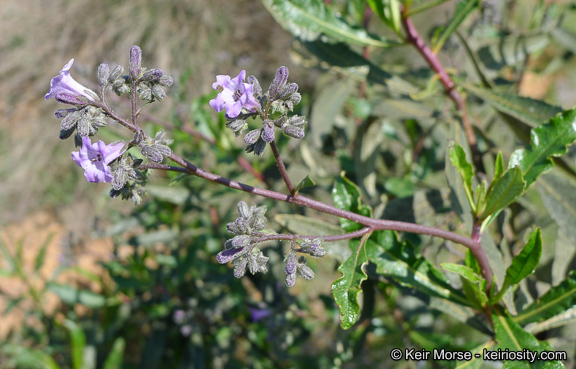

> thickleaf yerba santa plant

[{"left": 45, "top": 33, "right": 576, "bottom": 367}]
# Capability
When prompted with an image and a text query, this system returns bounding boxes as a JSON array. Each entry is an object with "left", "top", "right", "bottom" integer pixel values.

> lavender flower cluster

[
  {"left": 46, "top": 45, "right": 317, "bottom": 286},
  {"left": 45, "top": 46, "right": 172, "bottom": 204},
  {"left": 210, "top": 66, "right": 306, "bottom": 156}
]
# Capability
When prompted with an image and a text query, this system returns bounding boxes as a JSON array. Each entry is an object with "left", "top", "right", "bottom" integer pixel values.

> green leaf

[
  {"left": 34, "top": 232, "right": 54, "bottom": 274},
  {"left": 432, "top": 0, "right": 480, "bottom": 53},
  {"left": 449, "top": 144, "right": 475, "bottom": 212},
  {"left": 442, "top": 263, "right": 482, "bottom": 283},
  {"left": 537, "top": 173, "right": 576, "bottom": 244},
  {"left": 367, "top": 231, "right": 470, "bottom": 306},
  {"left": 455, "top": 341, "right": 495, "bottom": 369},
  {"left": 331, "top": 232, "right": 371, "bottom": 329},
  {"left": 63, "top": 319, "right": 86, "bottom": 369},
  {"left": 47, "top": 283, "right": 106, "bottom": 308},
  {"left": 332, "top": 172, "right": 372, "bottom": 232},
  {"left": 477, "top": 34, "right": 550, "bottom": 70},
  {"left": 515, "top": 271, "right": 576, "bottom": 325},
  {"left": 294, "top": 174, "right": 316, "bottom": 193},
  {"left": 262, "top": 0, "right": 394, "bottom": 47},
  {"left": 103, "top": 337, "right": 125, "bottom": 369},
  {"left": 462, "top": 83, "right": 562, "bottom": 128},
  {"left": 493, "top": 312, "right": 565, "bottom": 368},
  {"left": 505, "top": 228, "right": 542, "bottom": 286},
  {"left": 310, "top": 78, "right": 355, "bottom": 147},
  {"left": 480, "top": 167, "right": 526, "bottom": 221},
  {"left": 168, "top": 173, "right": 189, "bottom": 186},
  {"left": 509, "top": 108, "right": 576, "bottom": 188},
  {"left": 443, "top": 263, "right": 488, "bottom": 308},
  {"left": 494, "top": 151, "right": 505, "bottom": 180}
]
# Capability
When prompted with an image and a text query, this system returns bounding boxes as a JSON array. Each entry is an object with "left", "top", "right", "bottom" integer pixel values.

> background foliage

[{"left": 2, "top": 0, "right": 576, "bottom": 368}]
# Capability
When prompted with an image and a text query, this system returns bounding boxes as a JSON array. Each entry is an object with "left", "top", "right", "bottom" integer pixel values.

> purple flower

[
  {"left": 209, "top": 70, "right": 260, "bottom": 118},
  {"left": 72, "top": 137, "right": 125, "bottom": 183},
  {"left": 45, "top": 59, "right": 96, "bottom": 104},
  {"left": 248, "top": 307, "right": 272, "bottom": 322}
]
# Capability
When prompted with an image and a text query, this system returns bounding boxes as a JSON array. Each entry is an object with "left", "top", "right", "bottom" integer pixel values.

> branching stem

[{"left": 269, "top": 140, "right": 295, "bottom": 195}]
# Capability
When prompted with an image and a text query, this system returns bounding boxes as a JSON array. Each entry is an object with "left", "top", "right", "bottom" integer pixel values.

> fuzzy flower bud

[
  {"left": 129, "top": 45, "right": 142, "bottom": 79},
  {"left": 98, "top": 64, "right": 110, "bottom": 87}
]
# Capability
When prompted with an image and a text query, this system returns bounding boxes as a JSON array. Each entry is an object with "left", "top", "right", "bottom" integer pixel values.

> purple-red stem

[
  {"left": 401, "top": 15, "right": 484, "bottom": 174},
  {"left": 270, "top": 140, "right": 295, "bottom": 195}
]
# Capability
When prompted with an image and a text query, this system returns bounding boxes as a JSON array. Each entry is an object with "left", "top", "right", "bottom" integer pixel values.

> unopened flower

[
  {"left": 72, "top": 137, "right": 125, "bottom": 183},
  {"left": 45, "top": 59, "right": 97, "bottom": 105},
  {"left": 209, "top": 70, "right": 260, "bottom": 118}
]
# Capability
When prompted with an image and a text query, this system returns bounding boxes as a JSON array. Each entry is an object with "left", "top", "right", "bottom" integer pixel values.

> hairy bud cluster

[
  {"left": 140, "top": 131, "right": 173, "bottom": 163},
  {"left": 110, "top": 153, "right": 145, "bottom": 191},
  {"left": 284, "top": 250, "right": 315, "bottom": 287},
  {"left": 297, "top": 238, "right": 326, "bottom": 258},
  {"left": 217, "top": 201, "right": 272, "bottom": 278},
  {"left": 56, "top": 106, "right": 107, "bottom": 140},
  {"left": 109, "top": 181, "right": 147, "bottom": 206}
]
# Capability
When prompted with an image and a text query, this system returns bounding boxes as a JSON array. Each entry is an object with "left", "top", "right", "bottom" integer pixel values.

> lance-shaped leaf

[
  {"left": 480, "top": 167, "right": 526, "bottom": 222},
  {"left": 331, "top": 232, "right": 371, "bottom": 329},
  {"left": 442, "top": 263, "right": 488, "bottom": 308},
  {"left": 462, "top": 83, "right": 562, "bottom": 128},
  {"left": 432, "top": 0, "right": 481, "bottom": 53},
  {"left": 509, "top": 108, "right": 576, "bottom": 187},
  {"left": 367, "top": 231, "right": 470, "bottom": 306},
  {"left": 103, "top": 337, "right": 125, "bottom": 369},
  {"left": 515, "top": 271, "right": 576, "bottom": 325},
  {"left": 493, "top": 313, "right": 566, "bottom": 368},
  {"left": 332, "top": 172, "right": 372, "bottom": 232},
  {"left": 64, "top": 319, "right": 86, "bottom": 369},
  {"left": 262, "top": 0, "right": 394, "bottom": 48},
  {"left": 537, "top": 173, "right": 576, "bottom": 244},
  {"left": 449, "top": 144, "right": 475, "bottom": 212},
  {"left": 294, "top": 174, "right": 316, "bottom": 193},
  {"left": 505, "top": 228, "right": 542, "bottom": 286}
]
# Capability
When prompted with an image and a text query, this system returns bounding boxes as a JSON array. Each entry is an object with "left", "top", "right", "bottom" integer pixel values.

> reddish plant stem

[
  {"left": 269, "top": 140, "right": 295, "bottom": 195},
  {"left": 141, "top": 156, "right": 493, "bottom": 287},
  {"left": 253, "top": 227, "right": 373, "bottom": 243},
  {"left": 401, "top": 15, "right": 484, "bottom": 174}
]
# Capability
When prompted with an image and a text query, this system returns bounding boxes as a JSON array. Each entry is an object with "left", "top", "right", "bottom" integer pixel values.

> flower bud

[
  {"left": 98, "top": 64, "right": 110, "bottom": 86},
  {"left": 285, "top": 272, "right": 296, "bottom": 287},
  {"left": 55, "top": 92, "right": 90, "bottom": 106},
  {"left": 261, "top": 121, "right": 275, "bottom": 143},
  {"left": 238, "top": 201, "right": 250, "bottom": 219},
  {"left": 140, "top": 68, "right": 163, "bottom": 82},
  {"left": 159, "top": 75, "right": 173, "bottom": 87},
  {"left": 268, "top": 66, "right": 289, "bottom": 99},
  {"left": 129, "top": 45, "right": 142, "bottom": 79},
  {"left": 244, "top": 129, "right": 261, "bottom": 145},
  {"left": 109, "top": 65, "right": 124, "bottom": 81},
  {"left": 217, "top": 247, "right": 246, "bottom": 264},
  {"left": 298, "top": 264, "right": 315, "bottom": 280},
  {"left": 234, "top": 257, "right": 248, "bottom": 278}
]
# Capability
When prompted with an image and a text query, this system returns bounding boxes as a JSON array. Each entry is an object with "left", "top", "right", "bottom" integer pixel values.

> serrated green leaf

[
  {"left": 449, "top": 144, "right": 475, "bottom": 212},
  {"left": 432, "top": 0, "right": 480, "bottom": 53},
  {"left": 367, "top": 231, "right": 470, "bottom": 306},
  {"left": 493, "top": 312, "right": 565, "bottom": 368},
  {"left": 515, "top": 271, "right": 576, "bottom": 325},
  {"left": 332, "top": 172, "right": 372, "bottom": 232},
  {"left": 462, "top": 83, "right": 562, "bottom": 128},
  {"left": 103, "top": 337, "right": 125, "bottom": 369},
  {"left": 331, "top": 232, "right": 371, "bottom": 329},
  {"left": 537, "top": 173, "right": 576, "bottom": 244},
  {"left": 262, "top": 0, "right": 394, "bottom": 47},
  {"left": 294, "top": 174, "right": 316, "bottom": 193},
  {"left": 509, "top": 109, "right": 576, "bottom": 188},
  {"left": 47, "top": 283, "right": 106, "bottom": 308},
  {"left": 63, "top": 319, "right": 86, "bottom": 369},
  {"left": 480, "top": 167, "right": 526, "bottom": 221},
  {"left": 505, "top": 228, "right": 542, "bottom": 286}
]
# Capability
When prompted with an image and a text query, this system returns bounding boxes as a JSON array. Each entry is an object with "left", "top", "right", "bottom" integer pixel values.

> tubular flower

[
  {"left": 45, "top": 59, "right": 96, "bottom": 105},
  {"left": 209, "top": 70, "right": 260, "bottom": 118},
  {"left": 72, "top": 137, "right": 125, "bottom": 183}
]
